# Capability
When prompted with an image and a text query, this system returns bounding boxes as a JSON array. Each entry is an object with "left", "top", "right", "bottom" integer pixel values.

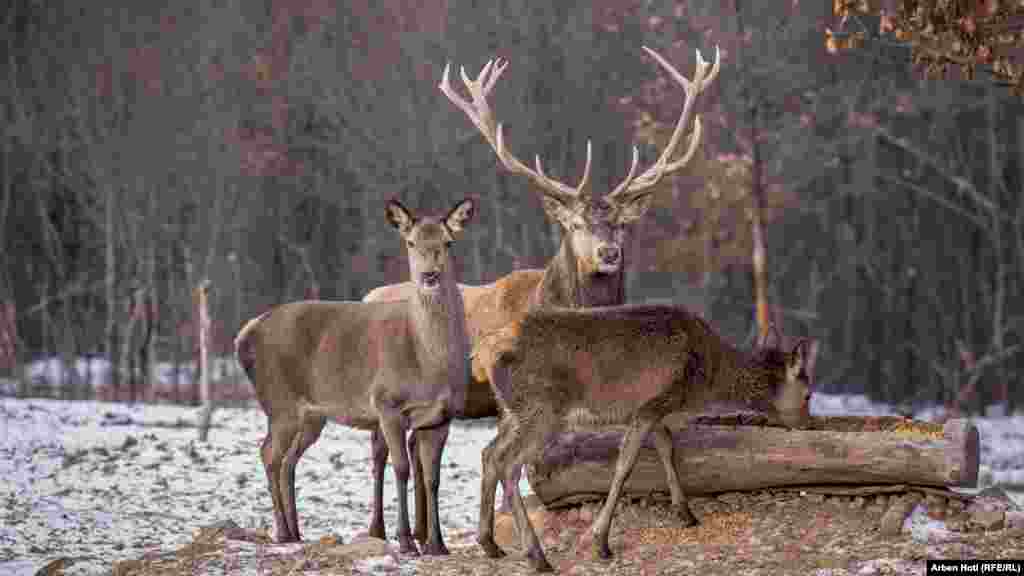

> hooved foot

[
  {"left": 398, "top": 535, "right": 420, "bottom": 556},
  {"left": 525, "top": 546, "right": 555, "bottom": 573},
  {"left": 593, "top": 538, "right": 614, "bottom": 561},
  {"left": 368, "top": 522, "right": 385, "bottom": 540},
  {"left": 477, "top": 536, "right": 506, "bottom": 559},
  {"left": 421, "top": 539, "right": 450, "bottom": 556},
  {"left": 275, "top": 529, "right": 300, "bottom": 544},
  {"left": 671, "top": 503, "right": 699, "bottom": 527},
  {"left": 413, "top": 526, "right": 427, "bottom": 545}
]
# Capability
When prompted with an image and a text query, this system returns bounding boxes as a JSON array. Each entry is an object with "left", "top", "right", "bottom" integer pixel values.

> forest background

[{"left": 2, "top": 0, "right": 1023, "bottom": 415}]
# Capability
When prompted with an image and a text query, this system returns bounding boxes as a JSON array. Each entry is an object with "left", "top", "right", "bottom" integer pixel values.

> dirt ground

[{"left": 111, "top": 486, "right": 1023, "bottom": 576}]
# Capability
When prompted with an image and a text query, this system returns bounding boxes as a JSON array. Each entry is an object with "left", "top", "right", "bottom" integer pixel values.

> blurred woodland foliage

[{"left": 1, "top": 0, "right": 1021, "bottom": 414}]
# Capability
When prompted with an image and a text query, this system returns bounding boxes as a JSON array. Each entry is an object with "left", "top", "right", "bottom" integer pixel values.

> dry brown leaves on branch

[{"left": 831, "top": 0, "right": 1024, "bottom": 95}]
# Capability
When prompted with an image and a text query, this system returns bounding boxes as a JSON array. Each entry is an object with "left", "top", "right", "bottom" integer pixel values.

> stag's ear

[
  {"left": 614, "top": 192, "right": 655, "bottom": 224},
  {"left": 385, "top": 199, "right": 416, "bottom": 235},
  {"left": 444, "top": 198, "right": 476, "bottom": 235},
  {"left": 541, "top": 195, "right": 576, "bottom": 228}
]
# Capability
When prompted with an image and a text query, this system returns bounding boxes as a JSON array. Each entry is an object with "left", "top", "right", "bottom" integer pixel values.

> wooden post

[{"left": 196, "top": 279, "right": 214, "bottom": 441}]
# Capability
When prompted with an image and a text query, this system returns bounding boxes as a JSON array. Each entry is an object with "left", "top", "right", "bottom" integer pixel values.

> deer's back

[
  {"left": 245, "top": 300, "right": 417, "bottom": 420},
  {"left": 497, "top": 304, "right": 713, "bottom": 418}
]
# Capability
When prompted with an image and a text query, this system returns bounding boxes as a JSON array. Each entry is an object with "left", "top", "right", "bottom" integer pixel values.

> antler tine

[
  {"left": 606, "top": 145, "right": 641, "bottom": 199},
  {"left": 440, "top": 57, "right": 585, "bottom": 203},
  {"left": 606, "top": 45, "right": 721, "bottom": 202},
  {"left": 575, "top": 140, "right": 593, "bottom": 195}
]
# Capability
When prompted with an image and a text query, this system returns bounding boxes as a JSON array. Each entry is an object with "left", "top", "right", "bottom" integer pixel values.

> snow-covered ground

[{"left": 0, "top": 394, "right": 1022, "bottom": 576}]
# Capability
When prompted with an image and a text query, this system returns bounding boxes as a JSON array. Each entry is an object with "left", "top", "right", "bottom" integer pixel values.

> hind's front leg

[
  {"left": 415, "top": 423, "right": 451, "bottom": 555},
  {"left": 409, "top": 429, "right": 429, "bottom": 544},
  {"left": 378, "top": 413, "right": 419, "bottom": 555},
  {"left": 368, "top": 426, "right": 389, "bottom": 539}
]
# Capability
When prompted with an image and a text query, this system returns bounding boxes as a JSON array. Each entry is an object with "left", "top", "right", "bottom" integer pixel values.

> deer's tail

[{"left": 234, "top": 310, "right": 270, "bottom": 384}]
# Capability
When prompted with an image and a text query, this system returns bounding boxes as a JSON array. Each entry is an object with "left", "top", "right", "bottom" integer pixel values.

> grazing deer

[
  {"left": 478, "top": 305, "right": 817, "bottom": 572},
  {"left": 362, "top": 45, "right": 720, "bottom": 543},
  {"left": 234, "top": 198, "right": 476, "bottom": 555}
]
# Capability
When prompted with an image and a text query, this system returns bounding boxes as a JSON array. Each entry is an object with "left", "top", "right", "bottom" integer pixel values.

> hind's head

[{"left": 386, "top": 197, "right": 476, "bottom": 294}]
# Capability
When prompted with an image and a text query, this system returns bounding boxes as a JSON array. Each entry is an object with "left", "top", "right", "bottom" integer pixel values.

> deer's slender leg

[
  {"left": 591, "top": 415, "right": 657, "bottom": 560},
  {"left": 505, "top": 425, "right": 554, "bottom": 573},
  {"left": 477, "top": 432, "right": 506, "bottom": 559},
  {"left": 378, "top": 413, "right": 418, "bottom": 555},
  {"left": 262, "top": 418, "right": 302, "bottom": 543},
  {"left": 261, "top": 429, "right": 292, "bottom": 542},
  {"left": 650, "top": 422, "right": 696, "bottom": 525},
  {"left": 415, "top": 423, "right": 451, "bottom": 555},
  {"left": 368, "top": 426, "right": 389, "bottom": 540},
  {"left": 501, "top": 462, "right": 522, "bottom": 513},
  {"left": 281, "top": 416, "right": 326, "bottom": 541},
  {"left": 409, "top": 430, "right": 428, "bottom": 543}
]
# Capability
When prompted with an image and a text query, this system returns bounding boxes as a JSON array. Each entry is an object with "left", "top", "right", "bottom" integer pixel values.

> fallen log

[{"left": 527, "top": 415, "right": 979, "bottom": 508}]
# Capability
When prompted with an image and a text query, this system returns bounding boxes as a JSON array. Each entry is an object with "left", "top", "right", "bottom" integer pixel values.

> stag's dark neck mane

[{"left": 532, "top": 236, "right": 625, "bottom": 309}]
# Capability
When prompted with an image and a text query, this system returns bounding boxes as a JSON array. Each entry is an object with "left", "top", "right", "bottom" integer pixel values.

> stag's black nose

[
  {"left": 421, "top": 271, "right": 441, "bottom": 287},
  {"left": 598, "top": 245, "right": 620, "bottom": 265}
]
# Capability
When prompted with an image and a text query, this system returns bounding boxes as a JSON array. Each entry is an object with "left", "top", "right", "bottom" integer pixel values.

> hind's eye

[
  {"left": 407, "top": 241, "right": 415, "bottom": 248},
  {"left": 445, "top": 241, "right": 453, "bottom": 249}
]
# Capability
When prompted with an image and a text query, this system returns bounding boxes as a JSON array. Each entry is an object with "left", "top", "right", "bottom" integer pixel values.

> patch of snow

[
  {"left": 0, "top": 398, "right": 525, "bottom": 576},
  {"left": 0, "top": 395, "right": 1021, "bottom": 575},
  {"left": 809, "top": 393, "right": 898, "bottom": 417},
  {"left": 904, "top": 503, "right": 958, "bottom": 543}
]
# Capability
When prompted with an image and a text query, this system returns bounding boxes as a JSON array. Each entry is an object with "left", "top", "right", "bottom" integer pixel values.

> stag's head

[
  {"left": 439, "top": 46, "right": 720, "bottom": 280},
  {"left": 751, "top": 327, "right": 818, "bottom": 429},
  {"left": 386, "top": 198, "right": 476, "bottom": 293}
]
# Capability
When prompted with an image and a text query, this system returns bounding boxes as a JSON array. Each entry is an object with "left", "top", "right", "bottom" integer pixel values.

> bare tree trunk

[
  {"left": 120, "top": 291, "right": 139, "bottom": 403},
  {"left": 1015, "top": 116, "right": 1024, "bottom": 414},
  {"left": 105, "top": 184, "right": 119, "bottom": 399},
  {"left": 986, "top": 85, "right": 1008, "bottom": 410},
  {"left": 145, "top": 189, "right": 158, "bottom": 400}
]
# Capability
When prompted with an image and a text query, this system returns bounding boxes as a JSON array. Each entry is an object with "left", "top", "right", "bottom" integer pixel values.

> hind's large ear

[
  {"left": 757, "top": 323, "right": 782, "bottom": 350},
  {"left": 385, "top": 198, "right": 416, "bottom": 235},
  {"left": 793, "top": 338, "right": 819, "bottom": 375},
  {"left": 444, "top": 198, "right": 476, "bottom": 236}
]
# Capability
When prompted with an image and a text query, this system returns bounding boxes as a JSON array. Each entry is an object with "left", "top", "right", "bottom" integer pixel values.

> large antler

[
  {"left": 605, "top": 45, "right": 721, "bottom": 202},
  {"left": 439, "top": 59, "right": 592, "bottom": 204}
]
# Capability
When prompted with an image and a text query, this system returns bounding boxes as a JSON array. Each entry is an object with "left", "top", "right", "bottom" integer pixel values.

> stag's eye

[
  {"left": 445, "top": 241, "right": 453, "bottom": 249},
  {"left": 407, "top": 241, "right": 415, "bottom": 248}
]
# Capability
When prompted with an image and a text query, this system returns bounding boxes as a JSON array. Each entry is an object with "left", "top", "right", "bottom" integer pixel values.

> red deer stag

[
  {"left": 480, "top": 305, "right": 818, "bottom": 572},
  {"left": 362, "top": 45, "right": 720, "bottom": 543},
  {"left": 235, "top": 198, "right": 475, "bottom": 555}
]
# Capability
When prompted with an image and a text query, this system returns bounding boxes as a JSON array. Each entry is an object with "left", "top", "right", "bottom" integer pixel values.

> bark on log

[{"left": 527, "top": 415, "right": 979, "bottom": 509}]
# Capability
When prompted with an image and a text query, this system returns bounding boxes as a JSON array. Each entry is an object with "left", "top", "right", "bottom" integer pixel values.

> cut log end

[{"left": 943, "top": 418, "right": 980, "bottom": 488}]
